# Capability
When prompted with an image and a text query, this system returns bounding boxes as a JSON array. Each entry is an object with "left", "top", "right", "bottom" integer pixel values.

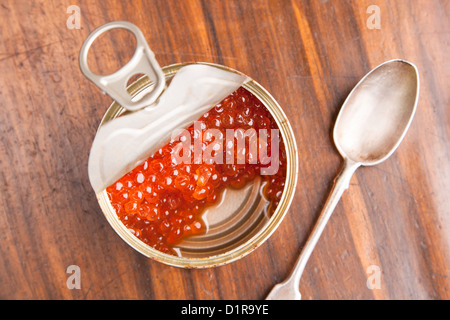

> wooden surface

[{"left": 0, "top": 0, "right": 448, "bottom": 300}]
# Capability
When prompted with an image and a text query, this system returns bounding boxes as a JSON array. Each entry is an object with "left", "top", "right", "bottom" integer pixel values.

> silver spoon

[{"left": 266, "top": 59, "right": 420, "bottom": 300}]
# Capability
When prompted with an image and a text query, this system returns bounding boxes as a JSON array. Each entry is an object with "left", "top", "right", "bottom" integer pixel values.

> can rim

[{"left": 95, "top": 62, "right": 298, "bottom": 268}]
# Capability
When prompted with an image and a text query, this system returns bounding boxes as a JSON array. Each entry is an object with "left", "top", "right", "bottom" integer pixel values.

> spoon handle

[{"left": 266, "top": 159, "right": 360, "bottom": 300}]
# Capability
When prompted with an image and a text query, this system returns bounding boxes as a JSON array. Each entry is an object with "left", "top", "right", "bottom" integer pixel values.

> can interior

[{"left": 174, "top": 177, "right": 271, "bottom": 257}]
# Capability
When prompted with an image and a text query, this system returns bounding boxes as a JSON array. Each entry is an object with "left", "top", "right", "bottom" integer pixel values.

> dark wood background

[{"left": 0, "top": 0, "right": 448, "bottom": 300}]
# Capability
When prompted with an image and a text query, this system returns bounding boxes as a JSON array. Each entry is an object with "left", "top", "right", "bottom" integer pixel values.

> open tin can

[{"left": 81, "top": 22, "right": 298, "bottom": 268}]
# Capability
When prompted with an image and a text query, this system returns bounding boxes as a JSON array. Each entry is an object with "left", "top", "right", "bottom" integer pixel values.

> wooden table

[{"left": 0, "top": 0, "right": 448, "bottom": 300}]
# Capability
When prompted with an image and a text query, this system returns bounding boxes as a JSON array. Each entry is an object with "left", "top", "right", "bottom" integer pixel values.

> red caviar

[{"left": 106, "top": 87, "right": 287, "bottom": 255}]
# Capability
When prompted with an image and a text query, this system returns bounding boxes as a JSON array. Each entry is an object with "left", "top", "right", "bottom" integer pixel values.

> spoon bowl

[
  {"left": 266, "top": 59, "right": 419, "bottom": 300},
  {"left": 334, "top": 59, "right": 419, "bottom": 165}
]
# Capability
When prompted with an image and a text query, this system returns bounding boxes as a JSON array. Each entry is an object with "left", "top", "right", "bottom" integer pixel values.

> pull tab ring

[{"left": 79, "top": 21, "right": 165, "bottom": 111}]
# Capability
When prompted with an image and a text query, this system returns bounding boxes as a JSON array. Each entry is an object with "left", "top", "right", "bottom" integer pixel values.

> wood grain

[{"left": 0, "top": 0, "right": 448, "bottom": 300}]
